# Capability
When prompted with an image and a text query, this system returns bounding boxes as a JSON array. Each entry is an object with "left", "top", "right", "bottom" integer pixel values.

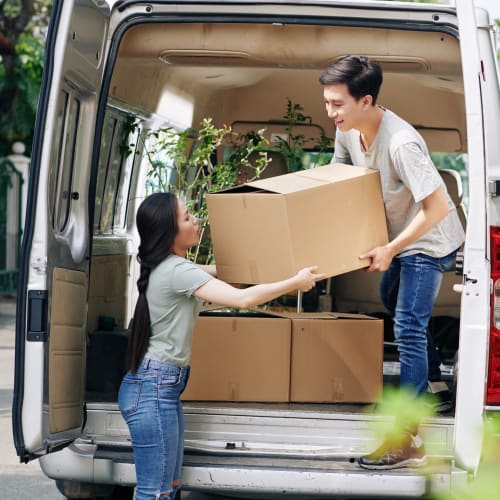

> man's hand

[
  {"left": 359, "top": 245, "right": 395, "bottom": 272},
  {"left": 358, "top": 186, "right": 450, "bottom": 273}
]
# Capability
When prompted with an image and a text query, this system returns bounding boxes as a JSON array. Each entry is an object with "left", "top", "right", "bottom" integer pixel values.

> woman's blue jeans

[
  {"left": 380, "top": 251, "right": 457, "bottom": 396},
  {"left": 118, "top": 358, "right": 190, "bottom": 500}
]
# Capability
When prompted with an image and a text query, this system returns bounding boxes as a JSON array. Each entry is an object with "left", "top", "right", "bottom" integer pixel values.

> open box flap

[
  {"left": 199, "top": 305, "right": 293, "bottom": 319},
  {"left": 274, "top": 311, "right": 381, "bottom": 321},
  {"left": 208, "top": 163, "right": 379, "bottom": 196},
  {"left": 245, "top": 163, "right": 378, "bottom": 194},
  {"left": 199, "top": 306, "right": 379, "bottom": 321}
]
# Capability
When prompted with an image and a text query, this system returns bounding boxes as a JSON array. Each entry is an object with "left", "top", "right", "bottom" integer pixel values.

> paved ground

[{"left": 0, "top": 295, "right": 63, "bottom": 499}]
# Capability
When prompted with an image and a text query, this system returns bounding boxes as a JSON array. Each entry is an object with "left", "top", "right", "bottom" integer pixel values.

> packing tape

[
  {"left": 228, "top": 381, "right": 240, "bottom": 401},
  {"left": 331, "top": 378, "right": 344, "bottom": 401}
]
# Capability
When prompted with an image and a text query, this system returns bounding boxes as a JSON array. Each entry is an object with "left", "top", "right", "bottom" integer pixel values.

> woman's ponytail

[{"left": 127, "top": 263, "right": 153, "bottom": 373}]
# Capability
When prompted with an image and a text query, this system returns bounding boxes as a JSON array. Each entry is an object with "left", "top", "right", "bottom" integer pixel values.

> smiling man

[{"left": 319, "top": 55, "right": 465, "bottom": 470}]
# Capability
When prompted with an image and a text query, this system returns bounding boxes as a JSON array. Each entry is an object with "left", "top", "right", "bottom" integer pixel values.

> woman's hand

[{"left": 295, "top": 266, "right": 327, "bottom": 292}]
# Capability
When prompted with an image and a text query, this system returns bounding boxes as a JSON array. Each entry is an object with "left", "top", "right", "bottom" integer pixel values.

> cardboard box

[
  {"left": 289, "top": 313, "right": 383, "bottom": 403},
  {"left": 206, "top": 164, "right": 388, "bottom": 284},
  {"left": 183, "top": 310, "right": 383, "bottom": 404},
  {"left": 182, "top": 311, "right": 291, "bottom": 402}
]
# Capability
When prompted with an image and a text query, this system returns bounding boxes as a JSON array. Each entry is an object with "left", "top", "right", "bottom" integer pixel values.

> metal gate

[{"left": 0, "top": 157, "right": 23, "bottom": 295}]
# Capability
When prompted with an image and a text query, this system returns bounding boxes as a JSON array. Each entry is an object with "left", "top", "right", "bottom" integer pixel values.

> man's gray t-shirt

[
  {"left": 145, "top": 254, "right": 213, "bottom": 366},
  {"left": 333, "top": 108, "right": 465, "bottom": 258}
]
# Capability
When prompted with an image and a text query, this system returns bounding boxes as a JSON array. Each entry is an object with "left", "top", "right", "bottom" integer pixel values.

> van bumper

[{"left": 39, "top": 441, "right": 468, "bottom": 498}]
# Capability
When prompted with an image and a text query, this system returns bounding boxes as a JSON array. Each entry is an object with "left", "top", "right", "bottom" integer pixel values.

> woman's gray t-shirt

[
  {"left": 145, "top": 254, "right": 213, "bottom": 366},
  {"left": 332, "top": 108, "right": 465, "bottom": 258}
]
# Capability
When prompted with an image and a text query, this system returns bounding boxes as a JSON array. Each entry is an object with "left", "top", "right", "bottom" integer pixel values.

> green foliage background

[
  {"left": 0, "top": 33, "right": 44, "bottom": 155},
  {"left": 0, "top": 0, "right": 49, "bottom": 157}
]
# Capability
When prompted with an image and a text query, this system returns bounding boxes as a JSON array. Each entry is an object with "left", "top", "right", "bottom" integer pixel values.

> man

[{"left": 319, "top": 55, "right": 465, "bottom": 469}]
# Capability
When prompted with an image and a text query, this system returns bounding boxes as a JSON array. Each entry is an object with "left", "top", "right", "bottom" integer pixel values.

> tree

[{"left": 0, "top": 0, "right": 50, "bottom": 156}]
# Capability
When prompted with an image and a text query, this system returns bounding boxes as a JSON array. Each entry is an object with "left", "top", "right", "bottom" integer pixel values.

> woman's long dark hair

[{"left": 127, "top": 192, "right": 178, "bottom": 372}]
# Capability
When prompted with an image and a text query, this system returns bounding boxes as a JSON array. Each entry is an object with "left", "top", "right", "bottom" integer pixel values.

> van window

[
  {"left": 144, "top": 129, "right": 185, "bottom": 195},
  {"left": 94, "top": 108, "right": 140, "bottom": 235},
  {"left": 47, "top": 89, "right": 80, "bottom": 232},
  {"left": 431, "top": 152, "right": 469, "bottom": 209}
]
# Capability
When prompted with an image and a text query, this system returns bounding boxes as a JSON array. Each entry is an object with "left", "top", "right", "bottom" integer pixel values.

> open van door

[
  {"left": 453, "top": 0, "right": 500, "bottom": 473},
  {"left": 12, "top": 0, "right": 111, "bottom": 462}
]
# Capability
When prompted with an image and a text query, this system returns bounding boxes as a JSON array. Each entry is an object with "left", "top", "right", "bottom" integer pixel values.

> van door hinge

[
  {"left": 478, "top": 22, "right": 497, "bottom": 34},
  {"left": 30, "top": 256, "right": 47, "bottom": 274},
  {"left": 488, "top": 180, "right": 500, "bottom": 196}
]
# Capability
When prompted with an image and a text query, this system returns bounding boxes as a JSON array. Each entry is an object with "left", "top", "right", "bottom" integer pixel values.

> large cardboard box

[
  {"left": 289, "top": 313, "right": 383, "bottom": 403},
  {"left": 182, "top": 311, "right": 291, "bottom": 402},
  {"left": 206, "top": 164, "right": 388, "bottom": 284}
]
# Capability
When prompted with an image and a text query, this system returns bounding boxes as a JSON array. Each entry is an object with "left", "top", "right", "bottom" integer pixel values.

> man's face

[{"left": 323, "top": 83, "right": 370, "bottom": 132}]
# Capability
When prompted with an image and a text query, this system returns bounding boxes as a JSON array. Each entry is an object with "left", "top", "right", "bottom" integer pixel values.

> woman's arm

[
  {"left": 193, "top": 266, "right": 326, "bottom": 309},
  {"left": 196, "top": 264, "right": 217, "bottom": 277}
]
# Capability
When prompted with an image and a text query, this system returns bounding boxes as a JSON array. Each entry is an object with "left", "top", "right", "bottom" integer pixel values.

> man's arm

[{"left": 359, "top": 185, "right": 449, "bottom": 272}]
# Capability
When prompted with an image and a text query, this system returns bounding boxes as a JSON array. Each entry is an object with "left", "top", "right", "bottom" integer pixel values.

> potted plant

[
  {"left": 129, "top": 118, "right": 271, "bottom": 264},
  {"left": 272, "top": 99, "right": 333, "bottom": 172}
]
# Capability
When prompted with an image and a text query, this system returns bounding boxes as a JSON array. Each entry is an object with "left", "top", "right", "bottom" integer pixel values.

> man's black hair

[{"left": 319, "top": 55, "right": 383, "bottom": 104}]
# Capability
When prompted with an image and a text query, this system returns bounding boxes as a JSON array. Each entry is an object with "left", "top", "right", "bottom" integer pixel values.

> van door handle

[{"left": 27, "top": 290, "right": 48, "bottom": 342}]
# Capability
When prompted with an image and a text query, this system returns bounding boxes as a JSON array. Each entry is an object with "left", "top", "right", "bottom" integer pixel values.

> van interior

[{"left": 58, "top": 19, "right": 466, "bottom": 439}]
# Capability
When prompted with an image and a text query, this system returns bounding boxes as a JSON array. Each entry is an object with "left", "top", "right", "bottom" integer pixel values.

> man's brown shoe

[{"left": 358, "top": 433, "right": 427, "bottom": 470}]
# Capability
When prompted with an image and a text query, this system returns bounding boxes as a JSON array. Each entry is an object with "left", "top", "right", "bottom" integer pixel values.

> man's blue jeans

[
  {"left": 118, "top": 358, "right": 190, "bottom": 500},
  {"left": 380, "top": 251, "right": 457, "bottom": 395}
]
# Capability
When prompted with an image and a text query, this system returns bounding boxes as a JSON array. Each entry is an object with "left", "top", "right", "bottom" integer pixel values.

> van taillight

[{"left": 488, "top": 227, "right": 500, "bottom": 404}]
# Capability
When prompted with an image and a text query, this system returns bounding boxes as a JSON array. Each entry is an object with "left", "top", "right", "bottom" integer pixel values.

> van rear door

[
  {"left": 453, "top": 0, "right": 499, "bottom": 473},
  {"left": 12, "top": 0, "right": 110, "bottom": 461}
]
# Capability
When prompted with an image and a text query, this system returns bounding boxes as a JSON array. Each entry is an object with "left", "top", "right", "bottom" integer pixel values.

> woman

[{"left": 118, "top": 192, "right": 325, "bottom": 500}]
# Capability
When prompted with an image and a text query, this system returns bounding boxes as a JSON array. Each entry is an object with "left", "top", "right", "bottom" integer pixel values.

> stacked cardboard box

[
  {"left": 182, "top": 312, "right": 291, "bottom": 402},
  {"left": 182, "top": 310, "right": 383, "bottom": 403},
  {"left": 288, "top": 312, "right": 383, "bottom": 403}
]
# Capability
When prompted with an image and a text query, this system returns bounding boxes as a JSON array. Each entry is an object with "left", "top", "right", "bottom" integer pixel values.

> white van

[{"left": 11, "top": 0, "right": 500, "bottom": 498}]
